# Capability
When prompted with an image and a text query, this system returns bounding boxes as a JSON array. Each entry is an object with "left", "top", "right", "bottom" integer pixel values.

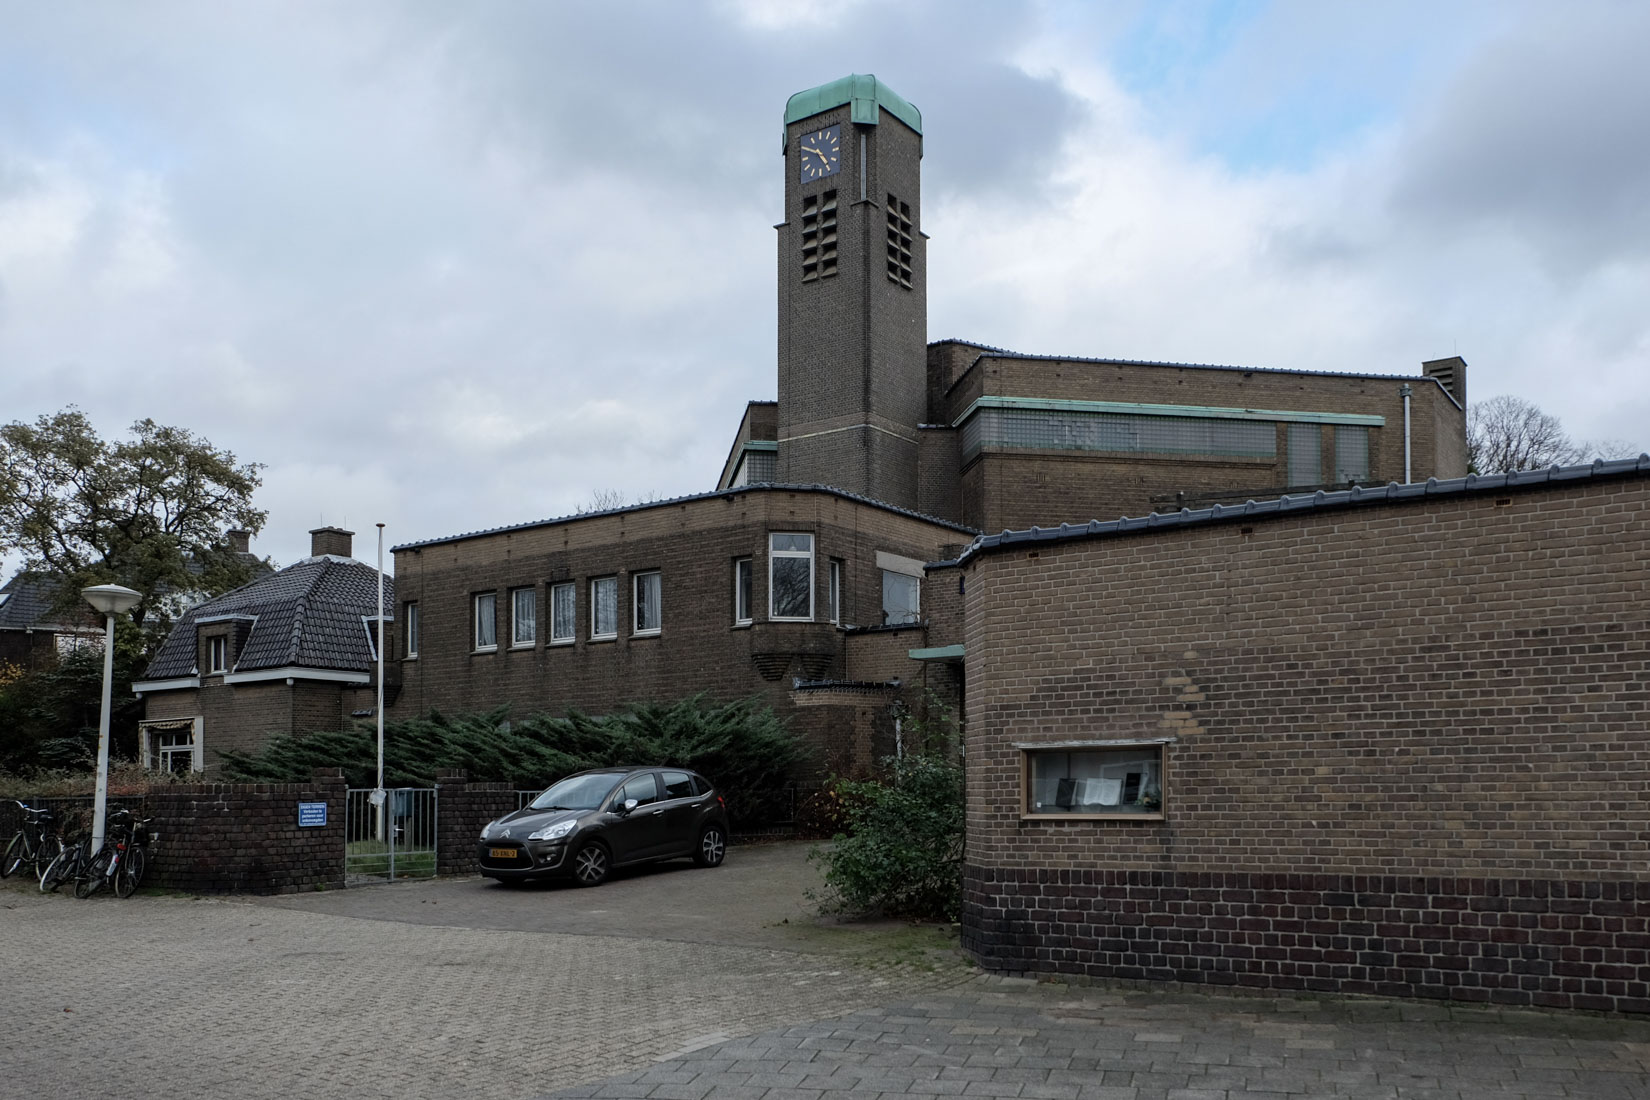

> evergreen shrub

[{"left": 217, "top": 694, "right": 803, "bottom": 828}]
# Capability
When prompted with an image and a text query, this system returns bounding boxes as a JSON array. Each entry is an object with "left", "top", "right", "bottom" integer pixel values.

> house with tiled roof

[
  {"left": 0, "top": 573, "right": 105, "bottom": 670},
  {"left": 134, "top": 527, "right": 391, "bottom": 773}
]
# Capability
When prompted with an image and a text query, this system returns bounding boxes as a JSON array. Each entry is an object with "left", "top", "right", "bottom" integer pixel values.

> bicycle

[
  {"left": 40, "top": 830, "right": 90, "bottom": 893},
  {"left": 74, "top": 808, "right": 157, "bottom": 899},
  {"left": 2, "top": 800, "right": 62, "bottom": 882}
]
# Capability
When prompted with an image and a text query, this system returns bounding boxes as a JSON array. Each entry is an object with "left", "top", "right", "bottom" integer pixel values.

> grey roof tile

[{"left": 143, "top": 556, "right": 392, "bottom": 680}]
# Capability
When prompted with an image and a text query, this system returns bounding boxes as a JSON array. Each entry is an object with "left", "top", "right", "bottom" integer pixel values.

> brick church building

[
  {"left": 138, "top": 74, "right": 1650, "bottom": 1012},
  {"left": 387, "top": 73, "right": 1468, "bottom": 778}
]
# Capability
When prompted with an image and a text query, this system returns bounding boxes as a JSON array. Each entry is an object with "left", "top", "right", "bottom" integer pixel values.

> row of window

[
  {"left": 403, "top": 533, "right": 924, "bottom": 658},
  {"left": 962, "top": 407, "right": 1374, "bottom": 484}
]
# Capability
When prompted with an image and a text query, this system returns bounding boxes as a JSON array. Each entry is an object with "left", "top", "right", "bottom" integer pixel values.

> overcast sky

[{"left": 3, "top": 0, "right": 1646, "bottom": 573}]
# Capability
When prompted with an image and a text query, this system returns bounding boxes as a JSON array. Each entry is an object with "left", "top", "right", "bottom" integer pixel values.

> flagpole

[{"left": 376, "top": 523, "right": 385, "bottom": 796}]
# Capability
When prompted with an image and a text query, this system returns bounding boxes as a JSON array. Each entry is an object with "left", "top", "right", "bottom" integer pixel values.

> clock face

[{"left": 798, "top": 124, "right": 842, "bottom": 183}]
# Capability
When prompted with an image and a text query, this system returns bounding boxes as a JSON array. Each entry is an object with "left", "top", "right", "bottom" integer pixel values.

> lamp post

[{"left": 82, "top": 583, "right": 142, "bottom": 853}]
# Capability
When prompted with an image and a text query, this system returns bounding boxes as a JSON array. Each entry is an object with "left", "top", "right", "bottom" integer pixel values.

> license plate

[{"left": 488, "top": 848, "right": 517, "bottom": 860}]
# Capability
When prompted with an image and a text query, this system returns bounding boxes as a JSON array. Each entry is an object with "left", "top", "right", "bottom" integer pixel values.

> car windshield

[{"left": 528, "top": 773, "right": 624, "bottom": 812}]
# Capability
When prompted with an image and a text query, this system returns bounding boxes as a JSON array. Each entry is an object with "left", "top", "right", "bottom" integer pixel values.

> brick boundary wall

[
  {"left": 963, "top": 868, "right": 1650, "bottom": 1015},
  {"left": 433, "top": 771, "right": 519, "bottom": 877},
  {"left": 4, "top": 769, "right": 347, "bottom": 895}
]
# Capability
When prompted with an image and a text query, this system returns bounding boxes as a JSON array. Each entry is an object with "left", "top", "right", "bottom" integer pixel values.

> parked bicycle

[
  {"left": 40, "top": 830, "right": 91, "bottom": 894},
  {"left": 74, "top": 808, "right": 158, "bottom": 899},
  {"left": 2, "top": 800, "right": 62, "bottom": 882}
]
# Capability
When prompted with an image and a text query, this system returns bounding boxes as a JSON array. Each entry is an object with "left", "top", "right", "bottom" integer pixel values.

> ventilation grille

[
  {"left": 886, "top": 194, "right": 913, "bottom": 287},
  {"left": 801, "top": 190, "right": 838, "bottom": 282}
]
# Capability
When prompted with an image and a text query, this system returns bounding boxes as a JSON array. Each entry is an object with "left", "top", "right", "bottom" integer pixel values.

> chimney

[
  {"left": 309, "top": 526, "right": 354, "bottom": 558},
  {"left": 1421, "top": 356, "right": 1467, "bottom": 406},
  {"left": 226, "top": 529, "right": 252, "bottom": 554}
]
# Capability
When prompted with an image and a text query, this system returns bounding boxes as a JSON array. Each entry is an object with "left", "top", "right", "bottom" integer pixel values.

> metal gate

[{"left": 345, "top": 787, "right": 437, "bottom": 884}]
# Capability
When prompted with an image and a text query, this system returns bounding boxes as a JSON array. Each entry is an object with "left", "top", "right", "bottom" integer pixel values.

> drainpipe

[{"left": 1399, "top": 384, "right": 1413, "bottom": 483}]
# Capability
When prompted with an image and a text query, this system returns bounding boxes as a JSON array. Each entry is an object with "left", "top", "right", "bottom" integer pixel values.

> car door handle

[{"left": 649, "top": 809, "right": 664, "bottom": 816}]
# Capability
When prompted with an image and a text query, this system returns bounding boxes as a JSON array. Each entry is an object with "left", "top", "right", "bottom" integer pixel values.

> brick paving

[{"left": 6, "top": 868, "right": 1650, "bottom": 1100}]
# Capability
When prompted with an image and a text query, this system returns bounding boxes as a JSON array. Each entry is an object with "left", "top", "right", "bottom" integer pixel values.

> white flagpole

[{"left": 376, "top": 523, "right": 386, "bottom": 796}]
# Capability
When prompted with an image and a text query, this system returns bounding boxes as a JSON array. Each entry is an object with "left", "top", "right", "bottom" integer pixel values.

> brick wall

[
  {"left": 433, "top": 771, "right": 520, "bottom": 876},
  {"left": 392, "top": 487, "right": 969, "bottom": 779},
  {"left": 937, "top": 354, "right": 1466, "bottom": 534},
  {"left": 954, "top": 470, "right": 1650, "bottom": 1012},
  {"left": 7, "top": 769, "right": 347, "bottom": 895}
]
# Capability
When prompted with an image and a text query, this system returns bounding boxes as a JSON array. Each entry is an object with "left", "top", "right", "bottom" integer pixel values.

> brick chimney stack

[
  {"left": 226, "top": 529, "right": 252, "bottom": 554},
  {"left": 309, "top": 527, "right": 354, "bottom": 558}
]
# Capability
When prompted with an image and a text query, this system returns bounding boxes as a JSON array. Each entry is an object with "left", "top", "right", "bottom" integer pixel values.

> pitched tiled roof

[
  {"left": 939, "top": 455, "right": 1650, "bottom": 567},
  {"left": 0, "top": 574, "right": 99, "bottom": 633},
  {"left": 143, "top": 556, "right": 393, "bottom": 680}
]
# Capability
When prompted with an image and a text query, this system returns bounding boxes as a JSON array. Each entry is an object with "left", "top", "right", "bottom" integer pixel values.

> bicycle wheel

[
  {"left": 74, "top": 847, "right": 111, "bottom": 898},
  {"left": 114, "top": 846, "right": 146, "bottom": 898},
  {"left": 1, "top": 832, "right": 23, "bottom": 878},
  {"left": 40, "top": 844, "right": 78, "bottom": 893},
  {"left": 35, "top": 834, "right": 61, "bottom": 880}
]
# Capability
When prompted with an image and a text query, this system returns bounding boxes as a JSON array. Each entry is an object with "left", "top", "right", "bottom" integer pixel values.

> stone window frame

[
  {"left": 768, "top": 533, "right": 814, "bottom": 621},
  {"left": 1016, "top": 739, "right": 1171, "bottom": 822},
  {"left": 589, "top": 576, "right": 619, "bottom": 641},
  {"left": 632, "top": 570, "right": 662, "bottom": 637},
  {"left": 549, "top": 582, "right": 576, "bottom": 646},
  {"left": 510, "top": 586, "right": 537, "bottom": 649},
  {"left": 403, "top": 602, "right": 419, "bottom": 659},
  {"left": 473, "top": 591, "right": 498, "bottom": 652},
  {"left": 733, "top": 558, "right": 753, "bottom": 626}
]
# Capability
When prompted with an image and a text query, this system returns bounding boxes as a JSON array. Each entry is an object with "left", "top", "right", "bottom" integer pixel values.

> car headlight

[{"left": 528, "top": 820, "right": 576, "bottom": 841}]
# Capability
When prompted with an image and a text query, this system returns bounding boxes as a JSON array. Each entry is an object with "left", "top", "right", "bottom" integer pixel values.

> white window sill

[
  {"left": 632, "top": 629, "right": 661, "bottom": 638},
  {"left": 509, "top": 642, "right": 535, "bottom": 650},
  {"left": 549, "top": 638, "right": 575, "bottom": 647},
  {"left": 473, "top": 646, "right": 498, "bottom": 654},
  {"left": 769, "top": 616, "right": 814, "bottom": 623},
  {"left": 402, "top": 655, "right": 419, "bottom": 661},
  {"left": 589, "top": 634, "right": 617, "bottom": 643},
  {"left": 732, "top": 620, "right": 752, "bottom": 629}
]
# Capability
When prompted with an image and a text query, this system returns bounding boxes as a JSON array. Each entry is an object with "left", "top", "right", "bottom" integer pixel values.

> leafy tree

[
  {"left": 0, "top": 408, "right": 268, "bottom": 633},
  {"left": 0, "top": 621, "right": 148, "bottom": 774},
  {"left": 1467, "top": 395, "right": 1638, "bottom": 474}
]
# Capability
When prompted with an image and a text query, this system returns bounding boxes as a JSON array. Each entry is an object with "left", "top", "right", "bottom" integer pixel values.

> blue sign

[{"left": 297, "top": 802, "right": 328, "bottom": 827}]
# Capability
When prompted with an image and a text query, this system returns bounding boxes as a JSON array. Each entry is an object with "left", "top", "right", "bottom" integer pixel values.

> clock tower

[{"left": 776, "top": 74, "right": 926, "bottom": 510}]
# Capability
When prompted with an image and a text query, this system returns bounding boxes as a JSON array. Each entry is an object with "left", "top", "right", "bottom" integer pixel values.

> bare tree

[{"left": 1466, "top": 395, "right": 1639, "bottom": 474}]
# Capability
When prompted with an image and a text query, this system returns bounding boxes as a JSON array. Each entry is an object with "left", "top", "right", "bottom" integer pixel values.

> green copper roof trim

[
  {"left": 742, "top": 440, "right": 778, "bottom": 453},
  {"left": 908, "top": 644, "right": 965, "bottom": 661},
  {"left": 783, "top": 74, "right": 922, "bottom": 147},
  {"left": 951, "top": 396, "right": 1385, "bottom": 429}
]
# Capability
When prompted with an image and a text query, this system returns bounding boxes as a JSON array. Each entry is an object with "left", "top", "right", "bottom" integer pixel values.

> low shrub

[{"left": 810, "top": 753, "right": 964, "bottom": 922}]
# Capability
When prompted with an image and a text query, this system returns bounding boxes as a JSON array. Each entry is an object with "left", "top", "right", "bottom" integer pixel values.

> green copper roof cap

[{"left": 783, "top": 74, "right": 921, "bottom": 147}]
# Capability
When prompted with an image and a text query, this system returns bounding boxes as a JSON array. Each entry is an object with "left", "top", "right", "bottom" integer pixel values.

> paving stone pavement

[
  {"left": 545, "top": 985, "right": 1650, "bottom": 1100},
  {"left": 8, "top": 873, "right": 1650, "bottom": 1100},
  {"left": 2, "top": 886, "right": 970, "bottom": 1100}
]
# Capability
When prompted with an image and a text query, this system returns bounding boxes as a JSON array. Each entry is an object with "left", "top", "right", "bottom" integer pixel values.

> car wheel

[
  {"left": 572, "top": 842, "right": 610, "bottom": 887},
  {"left": 693, "top": 825, "right": 726, "bottom": 868}
]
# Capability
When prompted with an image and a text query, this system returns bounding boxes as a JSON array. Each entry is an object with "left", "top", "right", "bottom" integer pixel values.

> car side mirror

[{"left": 614, "top": 798, "right": 638, "bottom": 815}]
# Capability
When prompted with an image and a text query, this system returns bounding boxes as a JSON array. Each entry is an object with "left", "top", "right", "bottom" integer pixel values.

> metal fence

[{"left": 344, "top": 788, "right": 436, "bottom": 884}]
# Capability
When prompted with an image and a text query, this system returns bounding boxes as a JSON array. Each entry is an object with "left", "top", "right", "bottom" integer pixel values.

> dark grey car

[{"left": 477, "top": 767, "right": 729, "bottom": 887}]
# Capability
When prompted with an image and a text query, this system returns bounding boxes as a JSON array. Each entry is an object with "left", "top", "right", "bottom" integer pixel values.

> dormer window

[{"left": 207, "top": 635, "right": 228, "bottom": 674}]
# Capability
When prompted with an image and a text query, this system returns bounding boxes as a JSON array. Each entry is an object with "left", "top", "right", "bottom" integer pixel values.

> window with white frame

[
  {"left": 828, "top": 559, "right": 842, "bottom": 624},
  {"left": 881, "top": 571, "right": 920, "bottom": 625},
  {"left": 1023, "top": 743, "right": 1165, "bottom": 817},
  {"left": 207, "top": 635, "right": 228, "bottom": 674},
  {"left": 590, "top": 576, "right": 618, "bottom": 640},
  {"left": 511, "top": 587, "right": 536, "bottom": 647},
  {"left": 550, "top": 582, "right": 575, "bottom": 644},
  {"left": 404, "top": 603, "right": 419, "bottom": 658},
  {"left": 734, "top": 558, "right": 752, "bottom": 624},
  {"left": 769, "top": 533, "right": 813, "bottom": 620},
  {"left": 145, "top": 721, "right": 199, "bottom": 774},
  {"left": 474, "top": 592, "right": 497, "bottom": 651},
  {"left": 633, "top": 571, "right": 661, "bottom": 635}
]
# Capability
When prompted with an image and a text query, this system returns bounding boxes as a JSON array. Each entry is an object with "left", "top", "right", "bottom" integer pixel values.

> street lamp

[{"left": 82, "top": 583, "right": 142, "bottom": 853}]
